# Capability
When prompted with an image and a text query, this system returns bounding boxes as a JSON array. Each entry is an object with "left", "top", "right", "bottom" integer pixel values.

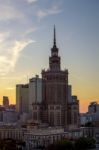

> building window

[
  {"left": 56, "top": 112, "right": 60, "bottom": 125},
  {"left": 73, "top": 106, "right": 77, "bottom": 110},
  {"left": 68, "top": 111, "right": 71, "bottom": 124},
  {"left": 50, "top": 106, "right": 54, "bottom": 110},
  {"left": 33, "top": 106, "right": 37, "bottom": 110},
  {"left": 33, "top": 112, "right": 37, "bottom": 120},
  {"left": 56, "top": 106, "right": 60, "bottom": 110},
  {"left": 74, "top": 112, "right": 77, "bottom": 124},
  {"left": 50, "top": 112, "right": 54, "bottom": 125}
]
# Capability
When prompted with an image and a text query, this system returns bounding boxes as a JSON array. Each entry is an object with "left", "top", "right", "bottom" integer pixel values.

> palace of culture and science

[{"left": 16, "top": 27, "right": 79, "bottom": 129}]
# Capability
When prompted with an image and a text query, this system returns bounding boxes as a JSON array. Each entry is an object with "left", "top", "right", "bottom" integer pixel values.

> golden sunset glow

[{"left": 0, "top": 0, "right": 99, "bottom": 113}]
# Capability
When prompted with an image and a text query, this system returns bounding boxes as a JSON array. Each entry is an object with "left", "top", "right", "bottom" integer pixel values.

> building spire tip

[{"left": 54, "top": 25, "right": 56, "bottom": 46}]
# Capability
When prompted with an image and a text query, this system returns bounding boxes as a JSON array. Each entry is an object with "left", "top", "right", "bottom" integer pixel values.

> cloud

[
  {"left": 0, "top": 32, "right": 9, "bottom": 43},
  {"left": 0, "top": 0, "right": 62, "bottom": 76},
  {"left": 26, "top": 0, "right": 38, "bottom": 3},
  {"left": 23, "top": 27, "right": 37, "bottom": 37},
  {"left": 0, "top": 0, "right": 38, "bottom": 76},
  {"left": 0, "top": 5, "right": 24, "bottom": 21},
  {"left": 5, "top": 87, "right": 15, "bottom": 90},
  {"left": 36, "top": 3, "right": 62, "bottom": 20},
  {"left": 0, "top": 39, "right": 34, "bottom": 76},
  {"left": 10, "top": 40, "right": 33, "bottom": 67}
]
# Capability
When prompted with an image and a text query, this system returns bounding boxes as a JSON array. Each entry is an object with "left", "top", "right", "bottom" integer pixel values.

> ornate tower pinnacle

[
  {"left": 49, "top": 26, "right": 61, "bottom": 71},
  {"left": 54, "top": 25, "right": 56, "bottom": 46}
]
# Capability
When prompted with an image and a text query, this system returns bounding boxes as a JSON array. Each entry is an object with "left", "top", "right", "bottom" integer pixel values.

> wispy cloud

[
  {"left": 5, "top": 87, "right": 15, "bottom": 90},
  {"left": 0, "top": 39, "right": 34, "bottom": 76},
  {"left": 0, "top": 32, "right": 9, "bottom": 43},
  {"left": 0, "top": 0, "right": 63, "bottom": 76},
  {"left": 0, "top": 5, "right": 24, "bottom": 21},
  {"left": 0, "top": 0, "right": 38, "bottom": 76},
  {"left": 26, "top": 0, "right": 38, "bottom": 3},
  {"left": 23, "top": 27, "right": 37, "bottom": 37},
  {"left": 37, "top": 3, "right": 62, "bottom": 20}
]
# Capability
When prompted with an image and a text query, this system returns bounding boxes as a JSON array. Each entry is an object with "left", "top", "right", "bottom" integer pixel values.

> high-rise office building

[
  {"left": 16, "top": 76, "right": 42, "bottom": 116},
  {"left": 29, "top": 75, "right": 42, "bottom": 112},
  {"left": 16, "top": 84, "right": 29, "bottom": 114}
]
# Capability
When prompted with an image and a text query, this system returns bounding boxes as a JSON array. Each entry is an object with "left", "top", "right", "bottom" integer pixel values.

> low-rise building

[
  {"left": 0, "top": 127, "right": 24, "bottom": 140},
  {"left": 3, "top": 109, "right": 18, "bottom": 123}
]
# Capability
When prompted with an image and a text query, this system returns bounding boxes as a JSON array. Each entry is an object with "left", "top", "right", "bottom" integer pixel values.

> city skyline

[{"left": 0, "top": 0, "right": 99, "bottom": 112}]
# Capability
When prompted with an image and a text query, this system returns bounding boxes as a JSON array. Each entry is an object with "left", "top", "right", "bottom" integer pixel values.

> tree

[
  {"left": 75, "top": 137, "right": 96, "bottom": 150},
  {"left": 87, "top": 137, "right": 96, "bottom": 148},
  {"left": 0, "top": 139, "right": 25, "bottom": 150},
  {"left": 47, "top": 140, "right": 74, "bottom": 150},
  {"left": 0, "top": 139, "right": 17, "bottom": 150},
  {"left": 85, "top": 122, "right": 94, "bottom": 127}
]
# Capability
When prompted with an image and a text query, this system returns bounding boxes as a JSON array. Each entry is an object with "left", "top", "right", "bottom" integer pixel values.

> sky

[{"left": 0, "top": 0, "right": 99, "bottom": 112}]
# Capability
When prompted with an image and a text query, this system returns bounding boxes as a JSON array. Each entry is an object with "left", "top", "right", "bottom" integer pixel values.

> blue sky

[{"left": 0, "top": 0, "right": 99, "bottom": 112}]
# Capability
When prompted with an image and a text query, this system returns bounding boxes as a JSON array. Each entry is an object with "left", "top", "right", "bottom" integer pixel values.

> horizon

[{"left": 0, "top": 0, "right": 99, "bottom": 113}]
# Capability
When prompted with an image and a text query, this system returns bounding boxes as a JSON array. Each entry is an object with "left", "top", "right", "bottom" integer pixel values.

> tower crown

[
  {"left": 51, "top": 25, "right": 58, "bottom": 56},
  {"left": 49, "top": 26, "right": 61, "bottom": 71}
]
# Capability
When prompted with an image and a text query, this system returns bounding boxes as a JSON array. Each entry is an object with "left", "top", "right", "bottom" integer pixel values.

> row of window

[{"left": 33, "top": 106, "right": 61, "bottom": 110}]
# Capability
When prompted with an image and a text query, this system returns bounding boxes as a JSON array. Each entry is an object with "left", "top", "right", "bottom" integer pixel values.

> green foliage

[
  {"left": 0, "top": 139, "right": 25, "bottom": 150},
  {"left": 47, "top": 137, "right": 96, "bottom": 150},
  {"left": 47, "top": 140, "right": 74, "bottom": 150},
  {"left": 87, "top": 137, "right": 96, "bottom": 148},
  {"left": 75, "top": 137, "right": 96, "bottom": 150},
  {"left": 0, "top": 139, "right": 17, "bottom": 150},
  {"left": 85, "top": 122, "right": 94, "bottom": 127}
]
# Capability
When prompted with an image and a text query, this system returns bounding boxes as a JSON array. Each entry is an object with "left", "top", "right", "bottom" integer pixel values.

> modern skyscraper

[
  {"left": 16, "top": 84, "right": 29, "bottom": 114},
  {"left": 29, "top": 75, "right": 42, "bottom": 113},
  {"left": 16, "top": 75, "right": 42, "bottom": 116}
]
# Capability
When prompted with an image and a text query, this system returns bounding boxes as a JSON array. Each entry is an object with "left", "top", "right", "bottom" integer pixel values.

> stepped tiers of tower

[
  {"left": 42, "top": 70, "right": 68, "bottom": 104},
  {"left": 16, "top": 27, "right": 79, "bottom": 129},
  {"left": 40, "top": 27, "right": 79, "bottom": 128},
  {"left": 39, "top": 27, "right": 68, "bottom": 126}
]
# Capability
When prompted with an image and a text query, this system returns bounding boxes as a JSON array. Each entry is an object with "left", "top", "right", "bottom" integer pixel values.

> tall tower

[
  {"left": 42, "top": 26, "right": 68, "bottom": 127},
  {"left": 49, "top": 26, "right": 61, "bottom": 71}
]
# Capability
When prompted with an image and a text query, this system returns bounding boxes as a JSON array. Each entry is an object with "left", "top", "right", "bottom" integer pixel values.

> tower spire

[{"left": 54, "top": 25, "right": 56, "bottom": 46}]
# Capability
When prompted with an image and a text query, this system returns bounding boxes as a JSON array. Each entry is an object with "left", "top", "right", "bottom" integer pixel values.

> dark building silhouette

[
  {"left": 16, "top": 26, "right": 79, "bottom": 129},
  {"left": 3, "top": 96, "right": 9, "bottom": 109},
  {"left": 32, "top": 27, "right": 79, "bottom": 128},
  {"left": 41, "top": 26, "right": 68, "bottom": 126}
]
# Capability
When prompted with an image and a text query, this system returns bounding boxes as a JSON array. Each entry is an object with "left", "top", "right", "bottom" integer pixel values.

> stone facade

[
  {"left": 32, "top": 27, "right": 79, "bottom": 128},
  {"left": 17, "top": 27, "right": 80, "bottom": 129},
  {"left": 41, "top": 27, "right": 68, "bottom": 127}
]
